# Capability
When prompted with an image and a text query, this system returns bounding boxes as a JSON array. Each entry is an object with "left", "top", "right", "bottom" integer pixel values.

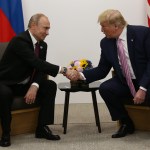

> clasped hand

[{"left": 65, "top": 69, "right": 82, "bottom": 81}]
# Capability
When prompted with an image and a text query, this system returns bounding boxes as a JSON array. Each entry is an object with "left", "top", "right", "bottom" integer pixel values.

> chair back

[{"left": 0, "top": 42, "right": 9, "bottom": 60}]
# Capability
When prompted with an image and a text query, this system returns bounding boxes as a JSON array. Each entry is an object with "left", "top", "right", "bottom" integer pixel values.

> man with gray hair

[{"left": 0, "top": 13, "right": 75, "bottom": 147}]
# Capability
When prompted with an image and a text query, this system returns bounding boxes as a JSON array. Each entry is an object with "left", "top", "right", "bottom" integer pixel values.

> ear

[
  {"left": 30, "top": 22, "right": 36, "bottom": 29},
  {"left": 114, "top": 25, "right": 118, "bottom": 28},
  {"left": 114, "top": 25, "right": 119, "bottom": 30}
]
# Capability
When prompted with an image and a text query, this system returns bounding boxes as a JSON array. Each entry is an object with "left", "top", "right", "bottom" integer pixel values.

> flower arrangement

[
  {"left": 68, "top": 59, "right": 93, "bottom": 72},
  {"left": 68, "top": 59, "right": 93, "bottom": 87}
]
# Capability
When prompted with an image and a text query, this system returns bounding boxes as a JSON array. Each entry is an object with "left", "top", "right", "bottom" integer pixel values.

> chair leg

[
  {"left": 62, "top": 91, "right": 70, "bottom": 134},
  {"left": 91, "top": 91, "right": 101, "bottom": 133}
]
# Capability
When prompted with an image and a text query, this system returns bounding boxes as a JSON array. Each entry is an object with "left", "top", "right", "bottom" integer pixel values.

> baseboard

[
  {"left": 0, "top": 107, "right": 40, "bottom": 136},
  {"left": 125, "top": 105, "right": 150, "bottom": 131}
]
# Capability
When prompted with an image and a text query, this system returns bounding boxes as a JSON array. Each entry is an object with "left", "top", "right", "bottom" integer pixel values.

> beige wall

[{"left": 22, "top": 0, "right": 147, "bottom": 104}]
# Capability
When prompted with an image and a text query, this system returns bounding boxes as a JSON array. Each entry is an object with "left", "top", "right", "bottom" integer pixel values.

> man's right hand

[{"left": 65, "top": 69, "right": 83, "bottom": 81}]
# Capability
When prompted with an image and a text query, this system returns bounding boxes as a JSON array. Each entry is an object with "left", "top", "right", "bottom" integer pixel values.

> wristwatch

[{"left": 62, "top": 67, "right": 67, "bottom": 75}]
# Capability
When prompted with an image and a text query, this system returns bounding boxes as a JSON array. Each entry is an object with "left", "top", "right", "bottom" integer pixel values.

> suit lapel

[
  {"left": 126, "top": 25, "right": 136, "bottom": 74},
  {"left": 39, "top": 41, "right": 46, "bottom": 60}
]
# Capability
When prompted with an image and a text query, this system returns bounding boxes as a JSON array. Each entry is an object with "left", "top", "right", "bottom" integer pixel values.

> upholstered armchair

[
  {"left": 0, "top": 43, "right": 40, "bottom": 135},
  {"left": 112, "top": 70, "right": 150, "bottom": 131}
]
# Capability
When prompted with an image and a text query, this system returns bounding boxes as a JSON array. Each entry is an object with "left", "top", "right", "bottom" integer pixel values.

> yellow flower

[
  {"left": 80, "top": 59, "right": 88, "bottom": 69},
  {"left": 68, "top": 59, "right": 93, "bottom": 72}
]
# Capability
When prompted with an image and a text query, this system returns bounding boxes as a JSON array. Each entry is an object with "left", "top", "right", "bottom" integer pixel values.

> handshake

[
  {"left": 61, "top": 59, "right": 93, "bottom": 81},
  {"left": 61, "top": 67, "right": 84, "bottom": 81}
]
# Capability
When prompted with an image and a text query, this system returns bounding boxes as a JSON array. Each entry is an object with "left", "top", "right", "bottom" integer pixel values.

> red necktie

[{"left": 117, "top": 38, "right": 136, "bottom": 97}]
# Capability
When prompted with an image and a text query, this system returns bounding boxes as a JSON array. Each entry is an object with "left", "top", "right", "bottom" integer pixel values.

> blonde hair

[{"left": 98, "top": 9, "right": 127, "bottom": 28}]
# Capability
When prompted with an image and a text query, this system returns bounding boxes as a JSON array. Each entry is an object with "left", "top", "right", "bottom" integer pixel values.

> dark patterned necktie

[
  {"left": 30, "top": 42, "right": 40, "bottom": 82},
  {"left": 35, "top": 42, "right": 40, "bottom": 57},
  {"left": 117, "top": 38, "right": 136, "bottom": 97}
]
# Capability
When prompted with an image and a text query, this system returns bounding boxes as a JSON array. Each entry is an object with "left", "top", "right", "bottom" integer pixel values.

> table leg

[
  {"left": 91, "top": 91, "right": 101, "bottom": 133},
  {"left": 62, "top": 91, "right": 70, "bottom": 134}
]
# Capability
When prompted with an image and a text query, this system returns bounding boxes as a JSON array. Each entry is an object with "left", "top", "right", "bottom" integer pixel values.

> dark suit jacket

[
  {"left": 83, "top": 25, "right": 150, "bottom": 90},
  {"left": 0, "top": 30, "right": 59, "bottom": 85}
]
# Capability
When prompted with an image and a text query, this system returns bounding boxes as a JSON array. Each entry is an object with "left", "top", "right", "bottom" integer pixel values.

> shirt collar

[
  {"left": 118, "top": 26, "right": 127, "bottom": 41},
  {"left": 28, "top": 30, "right": 37, "bottom": 46}
]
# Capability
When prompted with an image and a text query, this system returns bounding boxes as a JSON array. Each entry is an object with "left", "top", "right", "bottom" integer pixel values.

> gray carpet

[{"left": 1, "top": 103, "right": 150, "bottom": 150}]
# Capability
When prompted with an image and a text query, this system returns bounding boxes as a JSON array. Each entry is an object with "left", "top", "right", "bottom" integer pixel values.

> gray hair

[
  {"left": 98, "top": 9, "right": 127, "bottom": 28},
  {"left": 28, "top": 13, "right": 47, "bottom": 28}
]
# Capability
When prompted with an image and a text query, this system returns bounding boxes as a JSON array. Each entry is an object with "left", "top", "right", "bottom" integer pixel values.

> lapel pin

[{"left": 131, "top": 39, "right": 134, "bottom": 42}]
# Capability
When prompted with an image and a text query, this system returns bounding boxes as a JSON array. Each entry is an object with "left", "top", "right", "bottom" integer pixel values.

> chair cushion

[{"left": 11, "top": 96, "right": 39, "bottom": 111}]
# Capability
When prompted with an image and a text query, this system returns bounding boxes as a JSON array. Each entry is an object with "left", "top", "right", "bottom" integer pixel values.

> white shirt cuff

[
  {"left": 32, "top": 83, "right": 39, "bottom": 88},
  {"left": 139, "top": 86, "right": 147, "bottom": 92},
  {"left": 80, "top": 72, "right": 86, "bottom": 80},
  {"left": 59, "top": 66, "right": 62, "bottom": 73}
]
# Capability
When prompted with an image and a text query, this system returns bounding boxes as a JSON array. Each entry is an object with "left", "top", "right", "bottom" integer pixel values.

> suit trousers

[
  {"left": 99, "top": 76, "right": 134, "bottom": 121},
  {"left": 0, "top": 79, "right": 57, "bottom": 135}
]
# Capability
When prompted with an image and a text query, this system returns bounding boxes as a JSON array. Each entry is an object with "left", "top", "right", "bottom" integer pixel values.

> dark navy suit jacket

[
  {"left": 83, "top": 25, "right": 150, "bottom": 90},
  {"left": 0, "top": 30, "right": 59, "bottom": 85}
]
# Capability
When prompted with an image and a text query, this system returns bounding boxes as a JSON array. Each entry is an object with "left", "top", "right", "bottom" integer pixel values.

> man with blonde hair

[{"left": 67, "top": 9, "right": 150, "bottom": 138}]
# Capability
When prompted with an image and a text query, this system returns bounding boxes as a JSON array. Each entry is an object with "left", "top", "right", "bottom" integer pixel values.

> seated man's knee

[
  {"left": 99, "top": 82, "right": 109, "bottom": 94},
  {"left": 47, "top": 80, "right": 57, "bottom": 91},
  {"left": 0, "top": 84, "right": 13, "bottom": 104},
  {"left": 40, "top": 80, "right": 57, "bottom": 92}
]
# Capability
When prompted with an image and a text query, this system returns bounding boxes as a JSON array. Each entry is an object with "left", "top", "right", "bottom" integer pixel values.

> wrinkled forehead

[
  {"left": 38, "top": 16, "right": 50, "bottom": 27},
  {"left": 100, "top": 21, "right": 112, "bottom": 28}
]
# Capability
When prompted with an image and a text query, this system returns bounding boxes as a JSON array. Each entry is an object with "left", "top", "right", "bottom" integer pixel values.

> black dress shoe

[
  {"left": 0, "top": 135, "right": 11, "bottom": 147},
  {"left": 112, "top": 124, "right": 135, "bottom": 138},
  {"left": 35, "top": 126, "right": 60, "bottom": 140}
]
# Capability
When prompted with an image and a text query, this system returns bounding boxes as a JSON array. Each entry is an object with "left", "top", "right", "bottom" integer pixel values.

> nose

[{"left": 46, "top": 29, "right": 49, "bottom": 35}]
